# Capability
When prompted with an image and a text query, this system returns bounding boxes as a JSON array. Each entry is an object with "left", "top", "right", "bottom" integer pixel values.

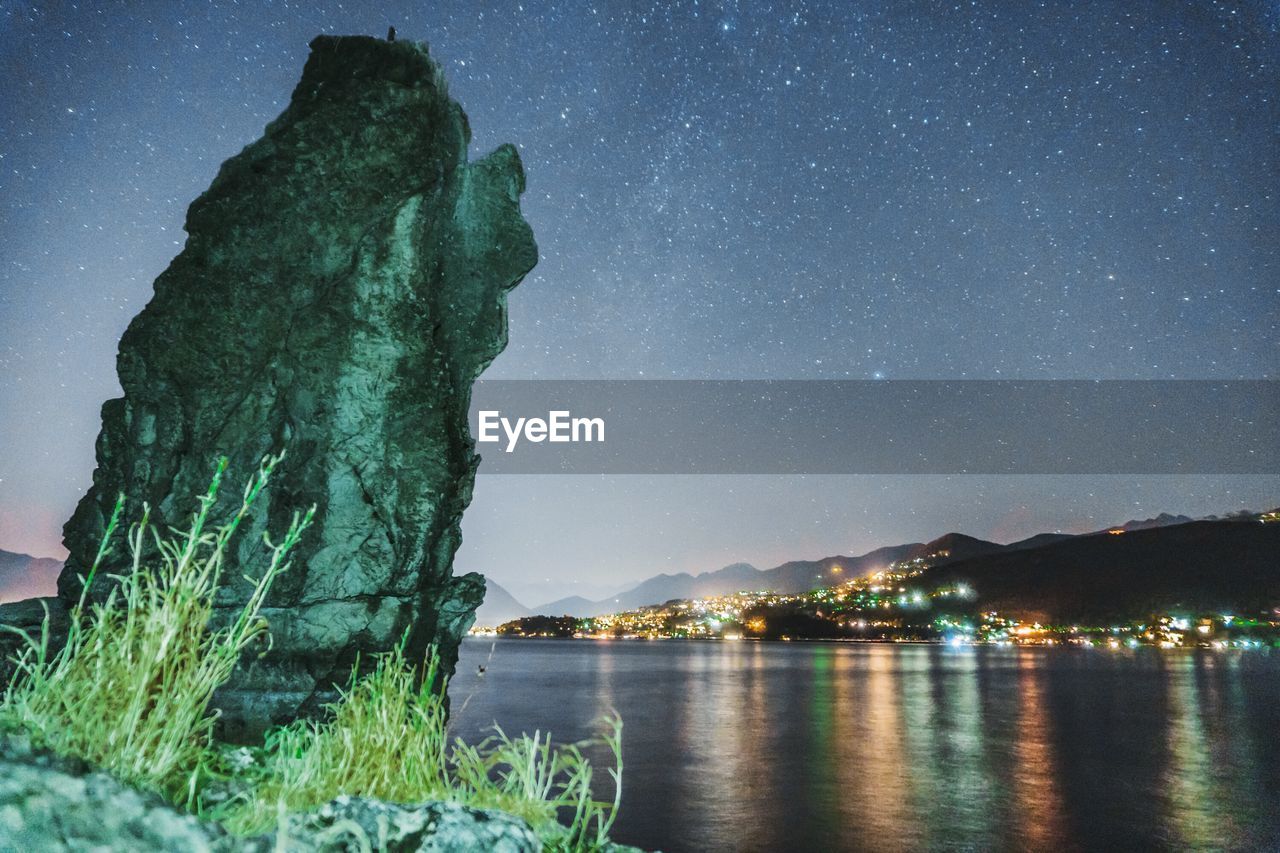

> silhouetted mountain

[
  {"left": 1006, "top": 532, "right": 1076, "bottom": 551},
  {"left": 0, "top": 550, "right": 62, "bottom": 604},
  {"left": 1118, "top": 512, "right": 1194, "bottom": 531},
  {"left": 506, "top": 578, "right": 625, "bottom": 609},
  {"left": 475, "top": 577, "right": 532, "bottom": 626},
  {"left": 529, "top": 507, "right": 1277, "bottom": 619},
  {"left": 533, "top": 546, "right": 923, "bottom": 616},
  {"left": 535, "top": 594, "right": 617, "bottom": 618},
  {"left": 921, "top": 518, "right": 1280, "bottom": 622},
  {"left": 599, "top": 562, "right": 765, "bottom": 611},
  {"left": 759, "top": 545, "right": 923, "bottom": 594},
  {"left": 914, "top": 533, "right": 1003, "bottom": 562}
]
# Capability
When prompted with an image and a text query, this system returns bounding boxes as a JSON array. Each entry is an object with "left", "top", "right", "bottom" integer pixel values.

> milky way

[{"left": 1, "top": 1, "right": 1276, "bottom": 600}]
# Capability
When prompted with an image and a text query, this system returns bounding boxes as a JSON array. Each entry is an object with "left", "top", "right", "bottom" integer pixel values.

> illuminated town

[{"left": 478, "top": 554, "right": 1280, "bottom": 649}]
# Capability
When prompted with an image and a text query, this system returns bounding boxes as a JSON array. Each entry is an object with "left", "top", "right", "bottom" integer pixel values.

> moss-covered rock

[{"left": 48, "top": 33, "right": 536, "bottom": 739}]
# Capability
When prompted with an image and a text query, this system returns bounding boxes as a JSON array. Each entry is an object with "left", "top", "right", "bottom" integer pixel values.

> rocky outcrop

[
  {"left": 272, "top": 797, "right": 542, "bottom": 852},
  {"left": 48, "top": 34, "right": 537, "bottom": 738},
  {"left": 0, "top": 735, "right": 227, "bottom": 852},
  {"left": 0, "top": 736, "right": 543, "bottom": 852}
]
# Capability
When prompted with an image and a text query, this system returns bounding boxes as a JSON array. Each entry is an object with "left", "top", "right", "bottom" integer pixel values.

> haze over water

[{"left": 452, "top": 639, "right": 1280, "bottom": 852}]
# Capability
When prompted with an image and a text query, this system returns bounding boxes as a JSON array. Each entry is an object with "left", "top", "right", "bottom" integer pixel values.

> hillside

[
  {"left": 527, "top": 509, "right": 1277, "bottom": 620},
  {"left": 913, "top": 533, "right": 1004, "bottom": 562},
  {"left": 1005, "top": 532, "right": 1075, "bottom": 551},
  {"left": 535, "top": 546, "right": 925, "bottom": 616},
  {"left": 0, "top": 550, "right": 62, "bottom": 604},
  {"left": 1119, "top": 512, "right": 1194, "bottom": 531},
  {"left": 921, "top": 519, "right": 1280, "bottom": 622},
  {"left": 475, "top": 577, "right": 532, "bottom": 626}
]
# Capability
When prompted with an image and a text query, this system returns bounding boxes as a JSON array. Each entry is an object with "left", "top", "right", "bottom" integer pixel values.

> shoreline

[{"left": 466, "top": 632, "right": 1270, "bottom": 650}]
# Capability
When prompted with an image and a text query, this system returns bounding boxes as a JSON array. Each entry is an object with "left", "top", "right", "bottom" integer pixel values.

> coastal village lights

[{"left": 480, "top": 553, "right": 1280, "bottom": 649}]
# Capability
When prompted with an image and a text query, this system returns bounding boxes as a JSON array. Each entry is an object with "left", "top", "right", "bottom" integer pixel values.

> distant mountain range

[
  {"left": 1118, "top": 512, "right": 1194, "bottom": 531},
  {"left": 4, "top": 505, "right": 1273, "bottom": 627},
  {"left": 526, "top": 540, "right": 984, "bottom": 617},
  {"left": 0, "top": 550, "right": 61, "bottom": 604},
  {"left": 513, "top": 509, "right": 1275, "bottom": 618},
  {"left": 532, "top": 548, "right": 921, "bottom": 617}
]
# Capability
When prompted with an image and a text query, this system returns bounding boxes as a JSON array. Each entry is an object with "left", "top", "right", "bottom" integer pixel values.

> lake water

[{"left": 451, "top": 638, "right": 1280, "bottom": 852}]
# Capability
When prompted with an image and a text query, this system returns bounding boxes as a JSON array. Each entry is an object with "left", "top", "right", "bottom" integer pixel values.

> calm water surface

[{"left": 451, "top": 638, "right": 1280, "bottom": 852}]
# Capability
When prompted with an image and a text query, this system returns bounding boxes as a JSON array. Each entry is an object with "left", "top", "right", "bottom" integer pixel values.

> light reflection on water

[{"left": 451, "top": 639, "right": 1280, "bottom": 852}]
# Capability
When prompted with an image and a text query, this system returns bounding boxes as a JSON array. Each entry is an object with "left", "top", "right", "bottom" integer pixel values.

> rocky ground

[{"left": 0, "top": 735, "right": 646, "bottom": 852}]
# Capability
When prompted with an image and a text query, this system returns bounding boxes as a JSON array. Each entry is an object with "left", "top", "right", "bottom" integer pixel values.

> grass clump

[
  {"left": 220, "top": 642, "right": 623, "bottom": 851},
  {"left": 0, "top": 453, "right": 312, "bottom": 805},
  {"left": 0, "top": 455, "right": 625, "bottom": 851}
]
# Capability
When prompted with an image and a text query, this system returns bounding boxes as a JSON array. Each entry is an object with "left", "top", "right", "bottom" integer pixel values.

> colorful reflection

[{"left": 451, "top": 640, "right": 1280, "bottom": 852}]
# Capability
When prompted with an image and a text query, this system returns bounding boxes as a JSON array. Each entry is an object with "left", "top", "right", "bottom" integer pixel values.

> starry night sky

[{"left": 1, "top": 1, "right": 1277, "bottom": 604}]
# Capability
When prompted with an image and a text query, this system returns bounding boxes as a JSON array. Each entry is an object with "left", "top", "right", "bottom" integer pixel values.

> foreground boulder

[
  {"left": 0, "top": 737, "right": 542, "bottom": 852},
  {"left": 0, "top": 737, "right": 224, "bottom": 852},
  {"left": 42, "top": 34, "right": 536, "bottom": 738},
  {"left": 273, "top": 797, "right": 541, "bottom": 853}
]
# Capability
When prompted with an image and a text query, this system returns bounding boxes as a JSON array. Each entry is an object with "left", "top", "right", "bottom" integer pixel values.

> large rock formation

[{"left": 52, "top": 34, "right": 537, "bottom": 738}]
